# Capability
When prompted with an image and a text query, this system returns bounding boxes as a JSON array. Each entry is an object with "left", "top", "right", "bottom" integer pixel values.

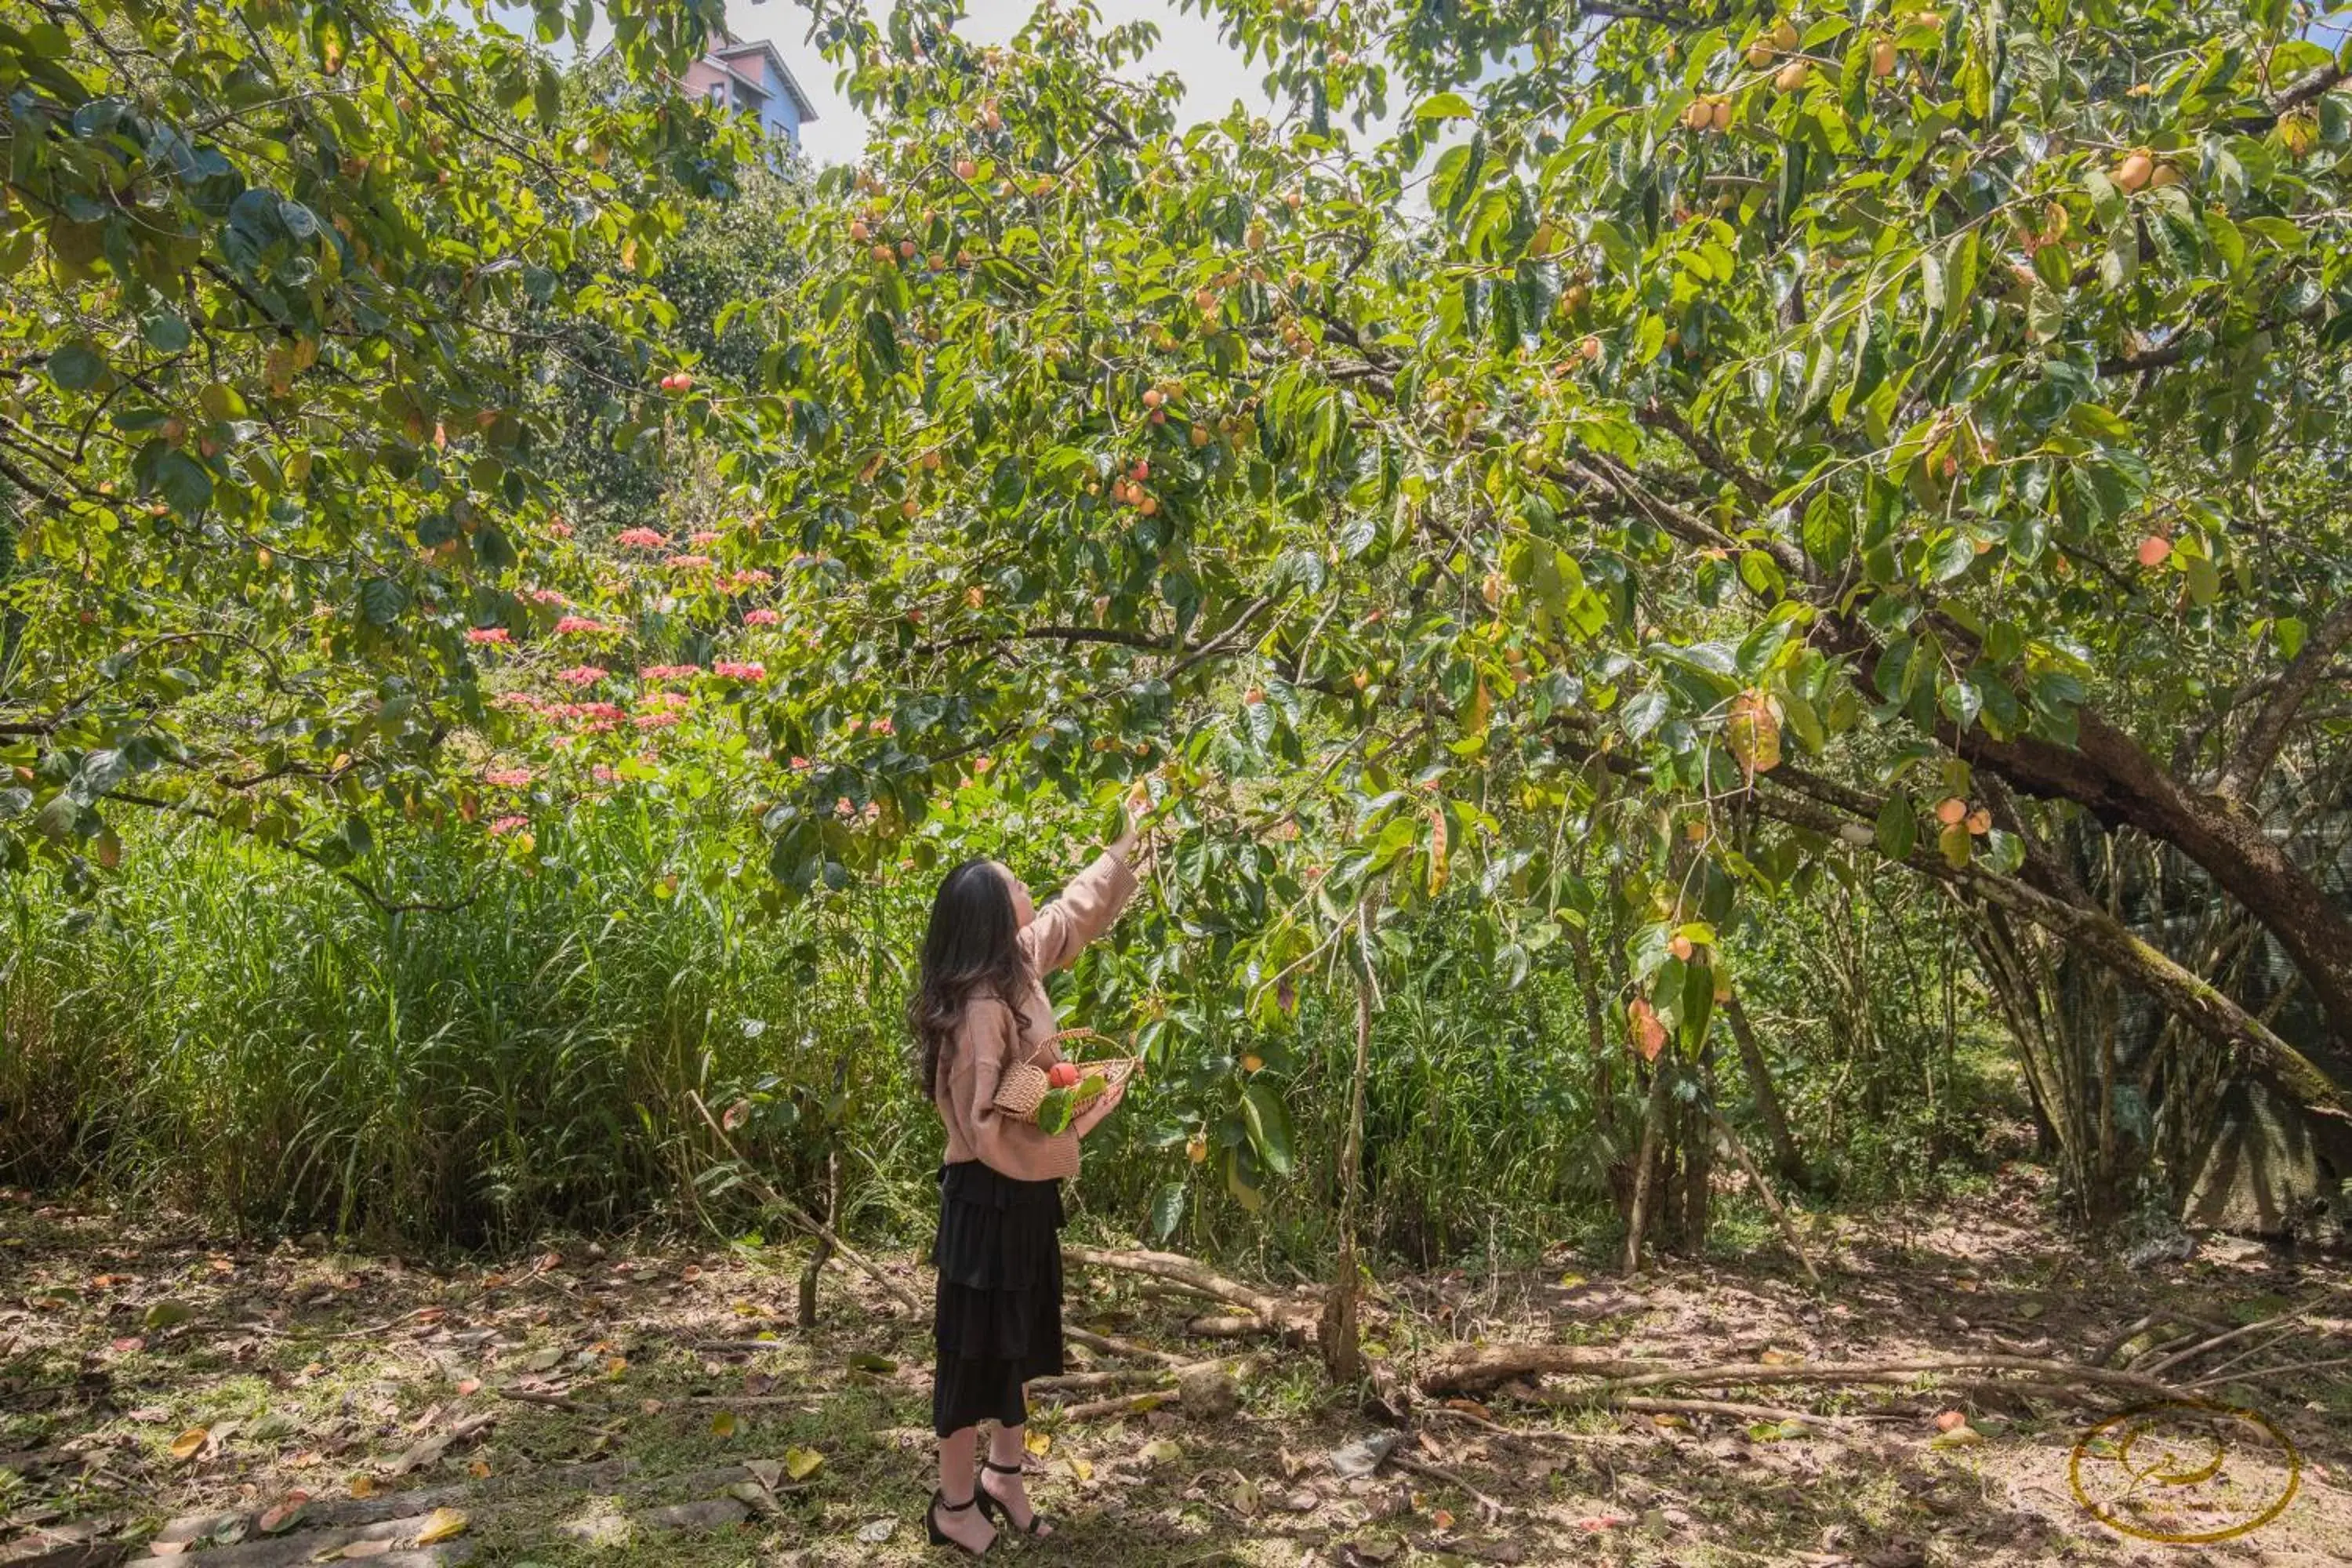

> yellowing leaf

[
  {"left": 783, "top": 1446, "right": 824, "bottom": 1481},
  {"left": 710, "top": 1410, "right": 739, "bottom": 1438},
  {"left": 1726, "top": 688, "right": 1782, "bottom": 775},
  {"left": 1138, "top": 1438, "right": 1182, "bottom": 1466},
  {"left": 347, "top": 1475, "right": 379, "bottom": 1499},
  {"left": 1758, "top": 1348, "right": 1803, "bottom": 1366},
  {"left": 467, "top": 1459, "right": 492, "bottom": 1479},
  {"left": 170, "top": 1427, "right": 210, "bottom": 1461},
  {"left": 1024, "top": 1429, "right": 1052, "bottom": 1457},
  {"left": 413, "top": 1507, "right": 470, "bottom": 1544},
  {"left": 1065, "top": 1456, "right": 1094, "bottom": 1483}
]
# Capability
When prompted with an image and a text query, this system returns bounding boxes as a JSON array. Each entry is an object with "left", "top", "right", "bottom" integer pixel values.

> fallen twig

[
  {"left": 1421, "top": 1344, "right": 2180, "bottom": 1402},
  {"left": 688, "top": 1091, "right": 922, "bottom": 1315},
  {"left": 1709, "top": 1109, "right": 1823, "bottom": 1287},
  {"left": 1062, "top": 1244, "right": 1313, "bottom": 1332},
  {"left": 1065, "top": 1325, "right": 1189, "bottom": 1367},
  {"left": 2143, "top": 1305, "right": 2310, "bottom": 1376},
  {"left": 1388, "top": 1450, "right": 1504, "bottom": 1525},
  {"left": 1612, "top": 1395, "right": 1861, "bottom": 1429},
  {"left": 1055, "top": 1388, "right": 1181, "bottom": 1422},
  {"left": 496, "top": 1387, "right": 581, "bottom": 1412},
  {"left": 2189, "top": 1352, "right": 2352, "bottom": 1389}
]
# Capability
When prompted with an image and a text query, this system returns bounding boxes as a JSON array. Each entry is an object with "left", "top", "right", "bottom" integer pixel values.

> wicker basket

[{"left": 992, "top": 1029, "right": 1138, "bottom": 1123}]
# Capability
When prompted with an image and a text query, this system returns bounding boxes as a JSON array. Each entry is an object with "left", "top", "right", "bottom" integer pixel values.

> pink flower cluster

[
  {"left": 633, "top": 710, "right": 684, "bottom": 731},
  {"left": 639, "top": 663, "right": 701, "bottom": 681},
  {"left": 726, "top": 568, "right": 774, "bottom": 592},
  {"left": 663, "top": 553, "right": 715, "bottom": 571},
  {"left": 690, "top": 529, "right": 724, "bottom": 546},
  {"left": 546, "top": 521, "right": 575, "bottom": 540},
  {"left": 742, "top": 608, "right": 782, "bottom": 626},
  {"left": 615, "top": 528, "right": 667, "bottom": 550},
  {"left": 638, "top": 691, "right": 691, "bottom": 714},
  {"left": 710, "top": 660, "right": 767, "bottom": 681},
  {"left": 591, "top": 764, "right": 619, "bottom": 784},
  {"left": 488, "top": 815, "right": 531, "bottom": 837},
  {"left": 466, "top": 626, "right": 513, "bottom": 646},
  {"left": 555, "top": 666, "right": 608, "bottom": 688},
  {"left": 565, "top": 701, "right": 624, "bottom": 735},
  {"left": 483, "top": 768, "right": 536, "bottom": 789},
  {"left": 522, "top": 586, "right": 572, "bottom": 608},
  {"left": 554, "top": 615, "right": 615, "bottom": 636}
]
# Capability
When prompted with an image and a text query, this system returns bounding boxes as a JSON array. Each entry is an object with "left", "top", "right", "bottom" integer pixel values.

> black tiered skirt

[{"left": 931, "top": 1161, "right": 1065, "bottom": 1436}]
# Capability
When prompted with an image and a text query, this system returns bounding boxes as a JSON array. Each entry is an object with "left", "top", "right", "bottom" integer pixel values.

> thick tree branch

[{"left": 2217, "top": 595, "right": 2352, "bottom": 800}]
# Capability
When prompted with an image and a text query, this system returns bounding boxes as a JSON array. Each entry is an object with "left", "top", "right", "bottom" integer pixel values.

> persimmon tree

[{"left": 695, "top": 0, "right": 2352, "bottom": 1225}]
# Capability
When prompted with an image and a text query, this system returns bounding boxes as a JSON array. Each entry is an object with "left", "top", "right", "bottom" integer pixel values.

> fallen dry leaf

[
  {"left": 783, "top": 1445, "right": 823, "bottom": 1480},
  {"left": 169, "top": 1426, "right": 210, "bottom": 1461},
  {"left": 413, "top": 1507, "right": 469, "bottom": 1544}
]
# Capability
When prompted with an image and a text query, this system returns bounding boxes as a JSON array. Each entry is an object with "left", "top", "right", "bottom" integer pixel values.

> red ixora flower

[
  {"left": 546, "top": 520, "right": 575, "bottom": 540},
  {"left": 482, "top": 767, "right": 535, "bottom": 789},
  {"left": 638, "top": 663, "right": 701, "bottom": 681},
  {"left": 725, "top": 568, "right": 774, "bottom": 592},
  {"left": 555, "top": 665, "right": 608, "bottom": 688},
  {"left": 632, "top": 710, "right": 683, "bottom": 730},
  {"left": 662, "top": 553, "right": 715, "bottom": 571},
  {"left": 615, "top": 527, "right": 667, "bottom": 550},
  {"left": 554, "top": 615, "right": 612, "bottom": 636},
  {"left": 488, "top": 815, "right": 531, "bottom": 837},
  {"left": 465, "top": 626, "right": 514, "bottom": 646},
  {"left": 869, "top": 717, "right": 895, "bottom": 736},
  {"left": 638, "top": 691, "right": 691, "bottom": 713},
  {"left": 690, "top": 529, "right": 723, "bottom": 546},
  {"left": 742, "top": 607, "right": 781, "bottom": 626},
  {"left": 522, "top": 586, "right": 572, "bottom": 607},
  {"left": 710, "top": 660, "right": 767, "bottom": 681},
  {"left": 591, "top": 764, "right": 618, "bottom": 784}
]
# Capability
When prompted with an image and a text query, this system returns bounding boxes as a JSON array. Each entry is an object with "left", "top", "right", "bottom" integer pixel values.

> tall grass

[
  {"left": 1, "top": 808, "right": 935, "bottom": 1248},
  {"left": 2, "top": 811, "right": 1996, "bottom": 1263}
]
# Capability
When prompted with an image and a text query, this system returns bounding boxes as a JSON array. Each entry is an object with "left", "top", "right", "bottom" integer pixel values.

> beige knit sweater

[
  {"left": 933, "top": 851, "right": 1138, "bottom": 1182},
  {"left": 931, "top": 860, "right": 1134, "bottom": 1175}
]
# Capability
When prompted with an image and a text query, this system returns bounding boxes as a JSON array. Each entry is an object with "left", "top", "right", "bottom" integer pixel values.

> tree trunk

[
  {"left": 797, "top": 1146, "right": 837, "bottom": 1330},
  {"left": 1621, "top": 1058, "right": 1674, "bottom": 1276},
  {"left": 1722, "top": 994, "right": 1806, "bottom": 1189},
  {"left": 1964, "top": 710, "right": 2352, "bottom": 1052},
  {"left": 1757, "top": 788, "right": 2346, "bottom": 1121},
  {"left": 1323, "top": 896, "right": 1375, "bottom": 1382}
]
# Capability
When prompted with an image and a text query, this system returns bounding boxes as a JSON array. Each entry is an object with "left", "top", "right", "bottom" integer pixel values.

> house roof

[{"left": 712, "top": 36, "right": 818, "bottom": 123}]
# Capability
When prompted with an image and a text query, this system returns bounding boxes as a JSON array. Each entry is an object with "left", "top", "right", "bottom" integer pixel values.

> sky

[
  {"left": 485, "top": 0, "right": 1281, "bottom": 168},
  {"left": 742, "top": 0, "right": 1279, "bottom": 167}
]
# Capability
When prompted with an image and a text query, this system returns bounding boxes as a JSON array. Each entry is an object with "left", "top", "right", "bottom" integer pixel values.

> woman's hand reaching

[{"left": 1111, "top": 784, "right": 1153, "bottom": 868}]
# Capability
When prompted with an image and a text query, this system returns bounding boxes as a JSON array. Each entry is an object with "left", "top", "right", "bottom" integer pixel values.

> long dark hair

[{"left": 909, "top": 858, "right": 1032, "bottom": 1096}]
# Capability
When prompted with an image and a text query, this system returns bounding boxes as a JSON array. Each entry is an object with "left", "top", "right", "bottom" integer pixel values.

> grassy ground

[{"left": 2, "top": 1166, "right": 2347, "bottom": 1567}]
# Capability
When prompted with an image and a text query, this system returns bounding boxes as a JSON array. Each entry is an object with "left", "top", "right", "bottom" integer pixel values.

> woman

[{"left": 909, "top": 805, "right": 1145, "bottom": 1556}]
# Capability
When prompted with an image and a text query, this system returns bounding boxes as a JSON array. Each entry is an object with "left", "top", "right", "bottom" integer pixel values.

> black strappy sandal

[
  {"left": 978, "top": 1457, "right": 1052, "bottom": 1537},
  {"left": 927, "top": 1489, "right": 992, "bottom": 1556}
]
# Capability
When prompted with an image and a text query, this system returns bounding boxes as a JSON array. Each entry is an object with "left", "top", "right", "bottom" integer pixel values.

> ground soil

[{"left": 3, "top": 1165, "right": 2346, "bottom": 1566}]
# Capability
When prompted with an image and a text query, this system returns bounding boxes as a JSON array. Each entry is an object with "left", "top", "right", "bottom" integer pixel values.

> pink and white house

[{"left": 681, "top": 31, "right": 818, "bottom": 151}]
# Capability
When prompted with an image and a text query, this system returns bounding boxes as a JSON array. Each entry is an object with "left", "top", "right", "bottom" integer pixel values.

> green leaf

[
  {"left": 1148, "top": 1181, "right": 1186, "bottom": 1243},
  {"left": 49, "top": 343, "right": 105, "bottom": 390},
  {"left": 1414, "top": 91, "right": 1477, "bottom": 122},
  {"left": 1875, "top": 797, "right": 1916, "bottom": 862},
  {"left": 1240, "top": 1081, "right": 1294, "bottom": 1177},
  {"left": 154, "top": 452, "right": 213, "bottom": 514}
]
